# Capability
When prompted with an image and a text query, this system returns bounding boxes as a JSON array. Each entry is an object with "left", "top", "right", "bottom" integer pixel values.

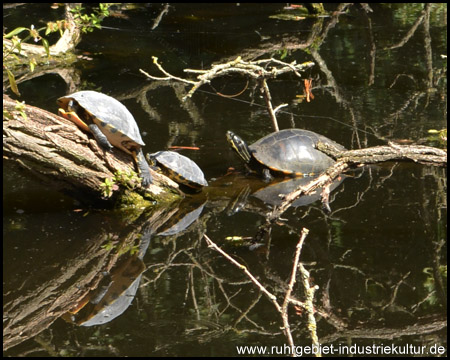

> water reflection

[
  {"left": 210, "top": 173, "right": 345, "bottom": 216},
  {"left": 3, "top": 2, "right": 447, "bottom": 357},
  {"left": 63, "top": 233, "right": 151, "bottom": 327},
  {"left": 253, "top": 176, "right": 345, "bottom": 208},
  {"left": 157, "top": 200, "right": 206, "bottom": 236}
]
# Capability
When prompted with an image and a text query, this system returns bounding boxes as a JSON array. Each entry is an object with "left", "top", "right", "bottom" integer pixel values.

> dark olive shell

[
  {"left": 57, "top": 90, "right": 145, "bottom": 152},
  {"left": 149, "top": 151, "right": 208, "bottom": 188},
  {"left": 249, "top": 129, "right": 345, "bottom": 175}
]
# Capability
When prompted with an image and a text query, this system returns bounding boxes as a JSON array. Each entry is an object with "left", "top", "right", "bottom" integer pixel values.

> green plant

[{"left": 70, "top": 3, "right": 112, "bottom": 33}]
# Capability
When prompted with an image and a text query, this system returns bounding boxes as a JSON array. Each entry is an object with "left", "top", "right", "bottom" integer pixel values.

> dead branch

[
  {"left": 204, "top": 234, "right": 280, "bottom": 311},
  {"left": 142, "top": 56, "right": 314, "bottom": 101},
  {"left": 317, "top": 141, "right": 447, "bottom": 167},
  {"left": 281, "top": 228, "right": 321, "bottom": 356},
  {"left": 140, "top": 56, "right": 314, "bottom": 132},
  {"left": 269, "top": 140, "right": 446, "bottom": 221}
]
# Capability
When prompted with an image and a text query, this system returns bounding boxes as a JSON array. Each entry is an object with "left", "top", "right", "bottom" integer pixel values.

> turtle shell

[
  {"left": 249, "top": 129, "right": 345, "bottom": 176},
  {"left": 57, "top": 90, "right": 145, "bottom": 154},
  {"left": 149, "top": 151, "right": 208, "bottom": 188}
]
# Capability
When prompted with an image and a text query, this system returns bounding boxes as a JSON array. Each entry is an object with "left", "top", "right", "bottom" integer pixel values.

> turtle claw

[
  {"left": 141, "top": 174, "right": 152, "bottom": 187},
  {"left": 262, "top": 169, "right": 274, "bottom": 183}
]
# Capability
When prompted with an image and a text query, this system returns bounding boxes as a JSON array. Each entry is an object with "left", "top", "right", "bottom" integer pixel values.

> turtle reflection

[
  {"left": 253, "top": 176, "right": 345, "bottom": 207},
  {"left": 62, "top": 234, "right": 150, "bottom": 326},
  {"left": 156, "top": 200, "right": 206, "bottom": 236},
  {"left": 227, "top": 175, "right": 345, "bottom": 214}
]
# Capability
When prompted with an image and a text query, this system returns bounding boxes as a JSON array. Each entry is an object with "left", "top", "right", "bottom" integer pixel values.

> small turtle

[
  {"left": 226, "top": 128, "right": 345, "bottom": 181},
  {"left": 146, "top": 151, "right": 208, "bottom": 190},
  {"left": 57, "top": 90, "right": 152, "bottom": 186}
]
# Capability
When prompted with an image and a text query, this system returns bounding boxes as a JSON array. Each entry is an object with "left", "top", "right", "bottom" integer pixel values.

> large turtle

[
  {"left": 57, "top": 90, "right": 152, "bottom": 186},
  {"left": 226, "top": 128, "right": 345, "bottom": 181}
]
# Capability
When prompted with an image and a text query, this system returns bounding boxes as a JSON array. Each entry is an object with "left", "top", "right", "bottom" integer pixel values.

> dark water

[{"left": 3, "top": 3, "right": 447, "bottom": 357}]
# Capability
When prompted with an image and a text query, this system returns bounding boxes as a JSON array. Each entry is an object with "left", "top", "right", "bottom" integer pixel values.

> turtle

[
  {"left": 146, "top": 151, "right": 208, "bottom": 190},
  {"left": 57, "top": 90, "right": 152, "bottom": 186},
  {"left": 226, "top": 128, "right": 346, "bottom": 181}
]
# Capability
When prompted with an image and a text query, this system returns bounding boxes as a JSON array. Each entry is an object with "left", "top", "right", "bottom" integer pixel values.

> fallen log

[{"left": 3, "top": 94, "right": 182, "bottom": 207}]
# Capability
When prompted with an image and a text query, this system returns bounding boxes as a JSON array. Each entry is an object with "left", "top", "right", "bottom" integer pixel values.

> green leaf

[
  {"left": 3, "top": 27, "right": 28, "bottom": 39},
  {"left": 41, "top": 38, "right": 50, "bottom": 57},
  {"left": 7, "top": 69, "right": 20, "bottom": 97}
]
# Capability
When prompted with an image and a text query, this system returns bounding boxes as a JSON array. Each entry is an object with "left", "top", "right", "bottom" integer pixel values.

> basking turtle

[
  {"left": 57, "top": 90, "right": 152, "bottom": 186},
  {"left": 226, "top": 128, "right": 345, "bottom": 181},
  {"left": 147, "top": 151, "right": 208, "bottom": 190}
]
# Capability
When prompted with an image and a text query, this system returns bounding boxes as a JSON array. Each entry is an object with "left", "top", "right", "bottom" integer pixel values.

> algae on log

[{"left": 3, "top": 94, "right": 182, "bottom": 206}]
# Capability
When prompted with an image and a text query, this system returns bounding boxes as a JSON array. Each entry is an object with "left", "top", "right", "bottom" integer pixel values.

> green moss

[{"left": 99, "top": 169, "right": 182, "bottom": 209}]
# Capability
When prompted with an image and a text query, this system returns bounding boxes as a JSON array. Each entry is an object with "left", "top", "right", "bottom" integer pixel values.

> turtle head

[{"left": 226, "top": 131, "right": 252, "bottom": 164}]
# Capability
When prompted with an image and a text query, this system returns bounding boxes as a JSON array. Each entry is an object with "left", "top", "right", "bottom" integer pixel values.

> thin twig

[
  {"left": 151, "top": 3, "right": 170, "bottom": 30},
  {"left": 296, "top": 230, "right": 321, "bottom": 356},
  {"left": 141, "top": 57, "right": 314, "bottom": 130},
  {"left": 281, "top": 228, "right": 310, "bottom": 355},
  {"left": 141, "top": 57, "right": 314, "bottom": 101},
  {"left": 139, "top": 57, "right": 197, "bottom": 85},
  {"left": 260, "top": 78, "right": 279, "bottom": 132},
  {"left": 203, "top": 234, "right": 281, "bottom": 312},
  {"left": 204, "top": 230, "right": 321, "bottom": 357},
  {"left": 274, "top": 103, "right": 289, "bottom": 114}
]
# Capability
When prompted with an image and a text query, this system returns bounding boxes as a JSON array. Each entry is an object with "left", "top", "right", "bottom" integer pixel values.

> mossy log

[{"left": 3, "top": 94, "right": 182, "bottom": 206}]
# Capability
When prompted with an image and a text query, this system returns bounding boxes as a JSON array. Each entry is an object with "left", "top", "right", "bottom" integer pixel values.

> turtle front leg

[
  {"left": 88, "top": 124, "right": 114, "bottom": 151},
  {"left": 134, "top": 149, "right": 153, "bottom": 186}
]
